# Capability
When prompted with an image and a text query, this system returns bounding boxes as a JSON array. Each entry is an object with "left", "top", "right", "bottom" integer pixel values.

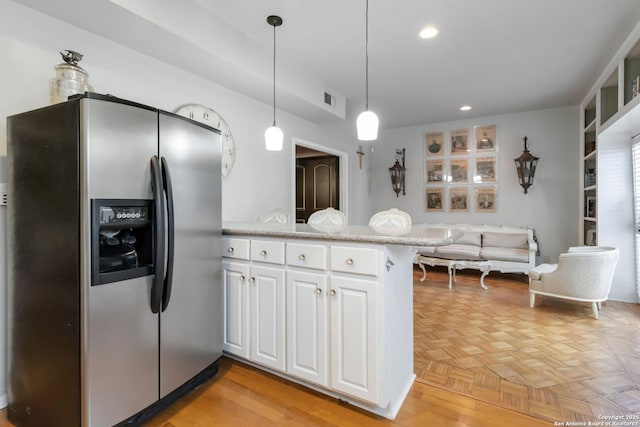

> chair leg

[
  {"left": 597, "top": 301, "right": 602, "bottom": 310},
  {"left": 592, "top": 302, "right": 599, "bottom": 320},
  {"left": 529, "top": 292, "right": 535, "bottom": 308}
]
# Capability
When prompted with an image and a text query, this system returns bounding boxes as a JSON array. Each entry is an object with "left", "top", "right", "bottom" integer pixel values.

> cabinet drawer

[
  {"left": 222, "top": 237, "right": 250, "bottom": 260},
  {"left": 251, "top": 239, "right": 285, "bottom": 265},
  {"left": 286, "top": 242, "right": 328, "bottom": 270},
  {"left": 330, "top": 246, "right": 378, "bottom": 276}
]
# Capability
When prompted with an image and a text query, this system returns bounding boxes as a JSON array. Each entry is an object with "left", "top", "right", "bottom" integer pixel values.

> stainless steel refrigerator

[{"left": 7, "top": 93, "right": 223, "bottom": 427}]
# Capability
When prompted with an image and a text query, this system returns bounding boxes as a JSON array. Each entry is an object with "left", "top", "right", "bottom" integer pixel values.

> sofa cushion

[
  {"left": 416, "top": 246, "right": 436, "bottom": 256},
  {"left": 482, "top": 232, "right": 528, "bottom": 249},
  {"left": 456, "top": 231, "right": 482, "bottom": 246},
  {"left": 435, "top": 244, "right": 482, "bottom": 260},
  {"left": 480, "top": 246, "right": 529, "bottom": 263}
]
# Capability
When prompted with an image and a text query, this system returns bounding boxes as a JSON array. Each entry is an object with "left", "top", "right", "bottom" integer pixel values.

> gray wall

[{"left": 370, "top": 106, "right": 580, "bottom": 263}]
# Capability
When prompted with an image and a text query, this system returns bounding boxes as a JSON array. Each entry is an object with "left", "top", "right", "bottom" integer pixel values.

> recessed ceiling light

[
  {"left": 419, "top": 26, "right": 439, "bottom": 39},
  {"left": 460, "top": 105, "right": 472, "bottom": 111}
]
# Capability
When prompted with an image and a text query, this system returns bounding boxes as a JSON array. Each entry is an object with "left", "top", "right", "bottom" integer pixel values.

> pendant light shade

[
  {"left": 357, "top": 110, "right": 379, "bottom": 141},
  {"left": 265, "top": 124, "right": 284, "bottom": 151},
  {"left": 265, "top": 15, "right": 283, "bottom": 151},
  {"left": 358, "top": 0, "right": 378, "bottom": 141}
]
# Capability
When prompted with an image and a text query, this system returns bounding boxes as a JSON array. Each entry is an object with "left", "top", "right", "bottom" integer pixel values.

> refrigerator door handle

[
  {"left": 160, "top": 156, "right": 175, "bottom": 312},
  {"left": 150, "top": 155, "right": 165, "bottom": 314}
]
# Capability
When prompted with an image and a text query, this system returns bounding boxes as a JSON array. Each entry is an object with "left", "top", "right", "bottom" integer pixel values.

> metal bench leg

[
  {"left": 418, "top": 261, "right": 427, "bottom": 282},
  {"left": 479, "top": 267, "right": 489, "bottom": 290},
  {"left": 449, "top": 264, "right": 454, "bottom": 289}
]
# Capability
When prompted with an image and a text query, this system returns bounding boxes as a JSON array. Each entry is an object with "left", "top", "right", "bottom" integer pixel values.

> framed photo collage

[{"left": 424, "top": 125, "right": 498, "bottom": 213}]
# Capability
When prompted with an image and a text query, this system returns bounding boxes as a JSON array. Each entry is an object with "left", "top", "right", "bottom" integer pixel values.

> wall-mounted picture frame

[
  {"left": 449, "top": 187, "right": 470, "bottom": 212},
  {"left": 474, "top": 124, "right": 497, "bottom": 152},
  {"left": 425, "top": 187, "right": 445, "bottom": 212},
  {"left": 425, "top": 159, "right": 445, "bottom": 183},
  {"left": 476, "top": 186, "right": 497, "bottom": 213},
  {"left": 449, "top": 158, "right": 469, "bottom": 183},
  {"left": 474, "top": 156, "right": 497, "bottom": 183},
  {"left": 425, "top": 131, "right": 444, "bottom": 157},
  {"left": 450, "top": 128, "right": 469, "bottom": 155}
]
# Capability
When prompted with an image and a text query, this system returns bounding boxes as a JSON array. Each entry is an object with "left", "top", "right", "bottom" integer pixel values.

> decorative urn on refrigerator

[{"left": 7, "top": 93, "right": 223, "bottom": 427}]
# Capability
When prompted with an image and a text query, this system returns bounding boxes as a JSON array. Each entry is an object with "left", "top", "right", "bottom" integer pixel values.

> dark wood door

[{"left": 296, "top": 155, "right": 339, "bottom": 223}]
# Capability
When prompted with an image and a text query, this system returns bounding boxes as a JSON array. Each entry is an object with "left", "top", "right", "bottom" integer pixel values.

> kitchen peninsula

[{"left": 221, "top": 222, "right": 461, "bottom": 419}]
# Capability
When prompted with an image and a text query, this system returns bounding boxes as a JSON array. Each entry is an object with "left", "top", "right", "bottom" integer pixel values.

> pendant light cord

[
  {"left": 272, "top": 22, "right": 277, "bottom": 126},
  {"left": 365, "top": 0, "right": 369, "bottom": 110}
]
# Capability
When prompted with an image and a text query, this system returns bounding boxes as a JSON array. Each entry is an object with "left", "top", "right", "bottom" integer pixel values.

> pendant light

[
  {"left": 357, "top": 0, "right": 379, "bottom": 141},
  {"left": 265, "top": 15, "right": 284, "bottom": 151}
]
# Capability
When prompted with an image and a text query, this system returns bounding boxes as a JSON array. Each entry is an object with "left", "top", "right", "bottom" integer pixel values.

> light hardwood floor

[
  {"left": 0, "top": 357, "right": 549, "bottom": 427},
  {"left": 414, "top": 267, "right": 640, "bottom": 422},
  {"left": 1, "top": 267, "right": 637, "bottom": 426}
]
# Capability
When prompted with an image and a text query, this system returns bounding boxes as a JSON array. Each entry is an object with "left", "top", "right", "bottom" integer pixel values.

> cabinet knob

[
  {"left": 299, "top": 254, "right": 306, "bottom": 261},
  {"left": 260, "top": 250, "right": 267, "bottom": 256},
  {"left": 346, "top": 258, "right": 354, "bottom": 265},
  {"left": 315, "top": 288, "right": 322, "bottom": 294},
  {"left": 329, "top": 289, "right": 336, "bottom": 296},
  {"left": 249, "top": 277, "right": 255, "bottom": 283},
  {"left": 227, "top": 247, "right": 234, "bottom": 253},
  {"left": 239, "top": 275, "right": 245, "bottom": 281}
]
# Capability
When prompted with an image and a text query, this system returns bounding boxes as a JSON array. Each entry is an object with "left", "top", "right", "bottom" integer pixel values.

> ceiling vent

[{"left": 324, "top": 91, "right": 336, "bottom": 108}]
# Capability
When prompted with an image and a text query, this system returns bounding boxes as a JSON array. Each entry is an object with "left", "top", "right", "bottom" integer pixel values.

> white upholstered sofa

[{"left": 414, "top": 224, "right": 537, "bottom": 277}]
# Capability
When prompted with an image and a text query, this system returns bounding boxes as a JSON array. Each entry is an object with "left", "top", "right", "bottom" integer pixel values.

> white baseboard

[{"left": 0, "top": 394, "right": 7, "bottom": 409}]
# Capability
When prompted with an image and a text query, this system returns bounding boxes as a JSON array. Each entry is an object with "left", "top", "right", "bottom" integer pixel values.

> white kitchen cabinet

[
  {"left": 286, "top": 269, "right": 328, "bottom": 386},
  {"left": 222, "top": 237, "right": 286, "bottom": 373},
  {"left": 249, "top": 264, "right": 286, "bottom": 372},
  {"left": 329, "top": 274, "right": 380, "bottom": 404},
  {"left": 287, "top": 246, "right": 381, "bottom": 403},
  {"left": 285, "top": 241, "right": 412, "bottom": 414},
  {"left": 222, "top": 233, "right": 416, "bottom": 419},
  {"left": 222, "top": 260, "right": 250, "bottom": 359}
]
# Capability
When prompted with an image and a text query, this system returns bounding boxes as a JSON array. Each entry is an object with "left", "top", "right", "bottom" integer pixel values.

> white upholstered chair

[
  {"left": 368, "top": 208, "right": 412, "bottom": 235},
  {"left": 257, "top": 208, "right": 290, "bottom": 224},
  {"left": 307, "top": 207, "right": 346, "bottom": 227},
  {"left": 528, "top": 246, "right": 619, "bottom": 319}
]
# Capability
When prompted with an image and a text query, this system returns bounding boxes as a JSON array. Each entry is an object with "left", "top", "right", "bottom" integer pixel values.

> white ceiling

[{"left": 14, "top": 0, "right": 640, "bottom": 129}]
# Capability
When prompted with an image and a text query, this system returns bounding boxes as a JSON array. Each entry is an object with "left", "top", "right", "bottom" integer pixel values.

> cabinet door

[
  {"left": 222, "top": 260, "right": 250, "bottom": 358},
  {"left": 286, "top": 270, "right": 328, "bottom": 386},
  {"left": 250, "top": 264, "right": 286, "bottom": 372},
  {"left": 329, "top": 275, "right": 381, "bottom": 405}
]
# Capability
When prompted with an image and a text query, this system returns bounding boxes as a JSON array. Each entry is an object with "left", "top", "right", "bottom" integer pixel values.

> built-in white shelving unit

[{"left": 579, "top": 22, "right": 640, "bottom": 303}]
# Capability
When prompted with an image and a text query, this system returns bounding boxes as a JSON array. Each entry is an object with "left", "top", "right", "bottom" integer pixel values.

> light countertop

[{"left": 222, "top": 222, "right": 462, "bottom": 246}]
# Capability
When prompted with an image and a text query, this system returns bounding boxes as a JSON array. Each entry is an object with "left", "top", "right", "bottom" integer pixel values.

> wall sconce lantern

[
  {"left": 389, "top": 148, "right": 406, "bottom": 197},
  {"left": 514, "top": 136, "right": 539, "bottom": 194}
]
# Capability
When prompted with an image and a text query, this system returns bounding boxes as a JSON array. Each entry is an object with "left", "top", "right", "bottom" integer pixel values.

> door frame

[{"left": 291, "top": 137, "right": 348, "bottom": 223}]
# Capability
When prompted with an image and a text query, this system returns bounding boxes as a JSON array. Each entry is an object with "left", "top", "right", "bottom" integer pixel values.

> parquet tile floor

[{"left": 414, "top": 266, "right": 640, "bottom": 423}]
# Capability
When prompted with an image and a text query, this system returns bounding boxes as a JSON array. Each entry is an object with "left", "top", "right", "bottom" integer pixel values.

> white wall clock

[{"left": 175, "top": 103, "right": 236, "bottom": 178}]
